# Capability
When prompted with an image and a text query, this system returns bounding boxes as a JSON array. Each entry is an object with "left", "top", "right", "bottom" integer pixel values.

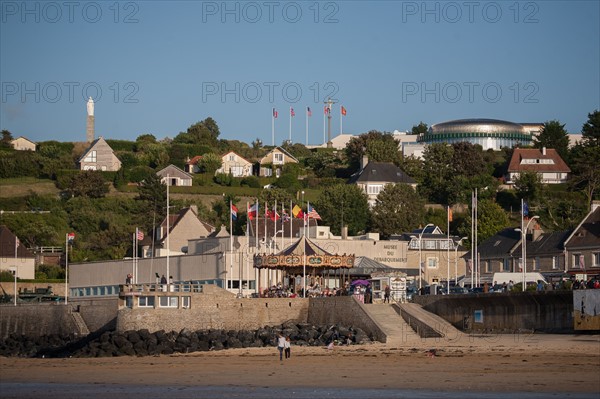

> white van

[{"left": 492, "top": 272, "right": 547, "bottom": 285}]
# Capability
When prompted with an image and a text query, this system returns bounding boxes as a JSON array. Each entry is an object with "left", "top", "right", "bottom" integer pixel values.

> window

[
  {"left": 503, "top": 258, "right": 510, "bottom": 271},
  {"left": 367, "top": 185, "right": 383, "bottom": 195},
  {"left": 273, "top": 153, "right": 284, "bottom": 163},
  {"left": 593, "top": 253, "right": 600, "bottom": 267},
  {"left": 484, "top": 261, "right": 491, "bottom": 273},
  {"left": 181, "top": 296, "right": 190, "bottom": 309},
  {"left": 572, "top": 253, "right": 583, "bottom": 269},
  {"left": 552, "top": 256, "right": 560, "bottom": 270},
  {"left": 139, "top": 296, "right": 155, "bottom": 308},
  {"left": 229, "top": 154, "right": 235, "bottom": 161},
  {"left": 159, "top": 296, "right": 178, "bottom": 308},
  {"left": 84, "top": 150, "right": 97, "bottom": 162},
  {"left": 427, "top": 257, "right": 438, "bottom": 268},
  {"left": 533, "top": 257, "right": 540, "bottom": 270}
]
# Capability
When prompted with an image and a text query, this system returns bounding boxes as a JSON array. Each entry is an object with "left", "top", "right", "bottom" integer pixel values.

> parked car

[{"left": 450, "top": 286, "right": 469, "bottom": 294}]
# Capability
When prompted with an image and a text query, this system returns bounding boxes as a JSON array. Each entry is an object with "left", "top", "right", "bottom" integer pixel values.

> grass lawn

[{"left": 0, "top": 178, "right": 59, "bottom": 197}]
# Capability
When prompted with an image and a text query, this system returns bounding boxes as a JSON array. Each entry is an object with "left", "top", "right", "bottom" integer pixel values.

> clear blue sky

[{"left": 1, "top": 1, "right": 599, "bottom": 145}]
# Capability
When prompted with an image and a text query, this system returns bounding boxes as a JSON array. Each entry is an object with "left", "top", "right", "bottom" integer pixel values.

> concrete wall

[
  {"left": 414, "top": 291, "right": 574, "bottom": 332},
  {"left": 308, "top": 296, "right": 387, "bottom": 342},
  {"left": 70, "top": 297, "right": 119, "bottom": 333}
]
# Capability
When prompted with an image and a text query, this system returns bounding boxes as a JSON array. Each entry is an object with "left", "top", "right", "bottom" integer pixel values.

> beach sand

[{"left": 1, "top": 334, "right": 599, "bottom": 397}]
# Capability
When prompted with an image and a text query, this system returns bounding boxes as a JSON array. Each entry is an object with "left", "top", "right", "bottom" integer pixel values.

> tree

[
  {"left": 569, "top": 144, "right": 600, "bottom": 205},
  {"left": 411, "top": 122, "right": 428, "bottom": 135},
  {"left": 581, "top": 110, "right": 600, "bottom": 146},
  {"left": 174, "top": 118, "right": 220, "bottom": 147},
  {"left": 67, "top": 171, "right": 109, "bottom": 198},
  {"left": 1, "top": 129, "right": 14, "bottom": 147},
  {"left": 513, "top": 171, "right": 544, "bottom": 204},
  {"left": 137, "top": 173, "right": 167, "bottom": 227},
  {"left": 457, "top": 199, "right": 510, "bottom": 245},
  {"left": 419, "top": 143, "right": 454, "bottom": 204},
  {"left": 533, "top": 120, "right": 570, "bottom": 160},
  {"left": 344, "top": 131, "right": 401, "bottom": 170},
  {"left": 370, "top": 184, "right": 425, "bottom": 238},
  {"left": 315, "top": 184, "right": 369, "bottom": 235},
  {"left": 451, "top": 142, "right": 487, "bottom": 178},
  {"left": 198, "top": 153, "right": 222, "bottom": 174}
]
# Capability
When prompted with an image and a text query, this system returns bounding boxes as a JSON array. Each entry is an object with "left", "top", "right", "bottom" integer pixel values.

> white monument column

[{"left": 86, "top": 97, "right": 95, "bottom": 142}]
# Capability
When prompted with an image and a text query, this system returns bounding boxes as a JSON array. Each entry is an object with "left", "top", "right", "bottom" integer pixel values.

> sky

[{"left": 1, "top": 1, "right": 599, "bottom": 146}]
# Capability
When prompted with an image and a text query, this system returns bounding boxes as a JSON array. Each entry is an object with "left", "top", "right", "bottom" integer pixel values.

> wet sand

[{"left": 1, "top": 334, "right": 599, "bottom": 397}]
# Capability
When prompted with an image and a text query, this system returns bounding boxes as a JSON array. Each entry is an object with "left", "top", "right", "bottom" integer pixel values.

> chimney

[
  {"left": 591, "top": 200, "right": 600, "bottom": 212},
  {"left": 532, "top": 225, "right": 543, "bottom": 241},
  {"left": 342, "top": 225, "right": 348, "bottom": 239},
  {"left": 542, "top": 147, "right": 546, "bottom": 156},
  {"left": 361, "top": 155, "right": 369, "bottom": 170}
]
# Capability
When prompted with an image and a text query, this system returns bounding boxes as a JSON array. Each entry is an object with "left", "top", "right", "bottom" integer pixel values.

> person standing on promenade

[
  {"left": 277, "top": 333, "right": 286, "bottom": 361},
  {"left": 384, "top": 285, "right": 390, "bottom": 303},
  {"left": 284, "top": 336, "right": 291, "bottom": 359}
]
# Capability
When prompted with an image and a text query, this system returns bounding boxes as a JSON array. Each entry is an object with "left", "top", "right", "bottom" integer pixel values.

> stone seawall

[
  {"left": 413, "top": 291, "right": 574, "bottom": 332},
  {"left": 0, "top": 304, "right": 78, "bottom": 338},
  {"left": 308, "top": 296, "right": 387, "bottom": 342}
]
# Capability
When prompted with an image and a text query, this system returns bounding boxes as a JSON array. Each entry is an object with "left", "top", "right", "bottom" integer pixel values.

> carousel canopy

[{"left": 253, "top": 236, "right": 354, "bottom": 271}]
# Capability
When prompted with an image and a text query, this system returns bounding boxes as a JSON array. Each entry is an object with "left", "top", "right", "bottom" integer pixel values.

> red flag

[
  {"left": 307, "top": 107, "right": 312, "bottom": 117},
  {"left": 448, "top": 208, "right": 453, "bottom": 222},
  {"left": 231, "top": 204, "right": 238, "bottom": 220},
  {"left": 341, "top": 106, "right": 347, "bottom": 116},
  {"left": 136, "top": 230, "right": 144, "bottom": 241},
  {"left": 273, "top": 108, "right": 278, "bottom": 118},
  {"left": 324, "top": 106, "right": 329, "bottom": 115},
  {"left": 307, "top": 205, "right": 321, "bottom": 220},
  {"left": 248, "top": 203, "right": 259, "bottom": 220},
  {"left": 290, "top": 107, "right": 295, "bottom": 117}
]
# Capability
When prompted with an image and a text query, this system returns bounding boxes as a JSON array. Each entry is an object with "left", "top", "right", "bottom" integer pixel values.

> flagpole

[
  {"left": 65, "top": 233, "right": 68, "bottom": 305},
  {"left": 340, "top": 105, "right": 343, "bottom": 135},
  {"left": 229, "top": 199, "right": 233, "bottom": 292},
  {"left": 255, "top": 198, "right": 259, "bottom": 295},
  {"left": 272, "top": 109, "right": 275, "bottom": 146},
  {"left": 246, "top": 201, "right": 249, "bottom": 297},
  {"left": 475, "top": 188, "right": 479, "bottom": 287},
  {"left": 132, "top": 231, "right": 135, "bottom": 284},
  {"left": 521, "top": 198, "right": 525, "bottom": 291},
  {"left": 305, "top": 108, "right": 309, "bottom": 146},
  {"left": 289, "top": 107, "right": 292, "bottom": 143},
  {"left": 447, "top": 206, "right": 450, "bottom": 294},
  {"left": 135, "top": 228, "right": 138, "bottom": 284},
  {"left": 14, "top": 235, "right": 18, "bottom": 306},
  {"left": 323, "top": 107, "right": 326, "bottom": 145},
  {"left": 166, "top": 174, "right": 170, "bottom": 290},
  {"left": 471, "top": 191, "right": 474, "bottom": 289}
]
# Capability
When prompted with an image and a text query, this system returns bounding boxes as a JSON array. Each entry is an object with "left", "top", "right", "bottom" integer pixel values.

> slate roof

[
  {"left": 473, "top": 228, "right": 521, "bottom": 260},
  {"left": 156, "top": 164, "right": 193, "bottom": 179},
  {"left": 565, "top": 207, "right": 600, "bottom": 249},
  {"left": 348, "top": 162, "right": 415, "bottom": 184},
  {"left": 517, "top": 230, "right": 572, "bottom": 256},
  {"left": 0, "top": 225, "right": 34, "bottom": 258}
]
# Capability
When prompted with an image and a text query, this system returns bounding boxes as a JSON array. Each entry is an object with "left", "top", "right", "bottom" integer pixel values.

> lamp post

[
  {"left": 9, "top": 267, "right": 17, "bottom": 306},
  {"left": 515, "top": 215, "right": 540, "bottom": 291},
  {"left": 302, "top": 190, "right": 306, "bottom": 298},
  {"left": 416, "top": 224, "right": 433, "bottom": 291},
  {"left": 454, "top": 237, "right": 468, "bottom": 286}
]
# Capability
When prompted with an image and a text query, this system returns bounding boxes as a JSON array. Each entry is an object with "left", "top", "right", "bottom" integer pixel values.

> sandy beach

[{"left": 1, "top": 333, "right": 599, "bottom": 398}]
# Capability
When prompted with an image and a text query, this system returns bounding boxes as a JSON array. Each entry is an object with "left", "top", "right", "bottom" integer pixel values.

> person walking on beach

[
  {"left": 284, "top": 336, "right": 291, "bottom": 359},
  {"left": 276, "top": 332, "right": 286, "bottom": 361}
]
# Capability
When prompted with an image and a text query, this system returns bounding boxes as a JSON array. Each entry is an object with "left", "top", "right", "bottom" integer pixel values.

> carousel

[{"left": 253, "top": 236, "right": 355, "bottom": 297}]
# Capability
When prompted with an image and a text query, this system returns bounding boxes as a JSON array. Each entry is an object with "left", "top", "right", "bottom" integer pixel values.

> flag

[
  {"left": 324, "top": 106, "right": 329, "bottom": 115},
  {"left": 467, "top": 259, "right": 473, "bottom": 272},
  {"left": 267, "top": 210, "right": 280, "bottom": 221},
  {"left": 292, "top": 204, "right": 304, "bottom": 219},
  {"left": 523, "top": 201, "right": 529, "bottom": 216},
  {"left": 307, "top": 205, "right": 321, "bottom": 220},
  {"left": 290, "top": 107, "right": 295, "bottom": 117},
  {"left": 341, "top": 106, "right": 347, "bottom": 116},
  {"left": 136, "top": 230, "right": 144, "bottom": 241},
  {"left": 67, "top": 232, "right": 75, "bottom": 243},
  {"left": 272, "top": 108, "right": 278, "bottom": 118},
  {"left": 15, "top": 237, "right": 20, "bottom": 248},
  {"left": 282, "top": 211, "right": 291, "bottom": 222},
  {"left": 248, "top": 203, "right": 259, "bottom": 220},
  {"left": 448, "top": 208, "right": 453, "bottom": 222},
  {"left": 307, "top": 107, "right": 312, "bottom": 117},
  {"left": 231, "top": 204, "right": 238, "bottom": 220}
]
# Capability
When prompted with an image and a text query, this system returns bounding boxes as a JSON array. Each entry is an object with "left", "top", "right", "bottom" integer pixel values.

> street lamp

[
  {"left": 302, "top": 190, "right": 306, "bottom": 298},
  {"left": 415, "top": 223, "right": 433, "bottom": 291},
  {"left": 515, "top": 215, "right": 540, "bottom": 291},
  {"left": 9, "top": 267, "right": 17, "bottom": 306},
  {"left": 454, "top": 237, "right": 468, "bottom": 286}
]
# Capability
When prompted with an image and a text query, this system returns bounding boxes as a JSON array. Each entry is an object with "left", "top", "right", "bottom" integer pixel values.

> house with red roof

[{"left": 506, "top": 147, "right": 570, "bottom": 184}]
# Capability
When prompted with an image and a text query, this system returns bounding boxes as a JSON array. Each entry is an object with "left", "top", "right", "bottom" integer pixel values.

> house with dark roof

[
  {"left": 349, "top": 156, "right": 416, "bottom": 206},
  {"left": 0, "top": 226, "right": 35, "bottom": 279},
  {"left": 78, "top": 137, "right": 121, "bottom": 171},
  {"left": 156, "top": 164, "right": 193, "bottom": 186},
  {"left": 564, "top": 201, "right": 600, "bottom": 276},
  {"left": 506, "top": 147, "right": 571, "bottom": 184},
  {"left": 258, "top": 147, "right": 298, "bottom": 177}
]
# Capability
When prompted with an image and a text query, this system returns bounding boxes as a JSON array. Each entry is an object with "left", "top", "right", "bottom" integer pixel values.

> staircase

[
  {"left": 396, "top": 302, "right": 465, "bottom": 340},
  {"left": 70, "top": 310, "right": 90, "bottom": 336},
  {"left": 361, "top": 303, "right": 420, "bottom": 346}
]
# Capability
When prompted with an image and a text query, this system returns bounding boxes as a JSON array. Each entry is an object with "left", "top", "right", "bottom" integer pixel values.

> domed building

[{"left": 418, "top": 118, "right": 534, "bottom": 150}]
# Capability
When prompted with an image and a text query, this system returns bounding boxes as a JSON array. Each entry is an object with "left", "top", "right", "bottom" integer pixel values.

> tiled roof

[
  {"left": 507, "top": 148, "right": 571, "bottom": 173},
  {"left": 565, "top": 207, "right": 600, "bottom": 249},
  {"left": 186, "top": 156, "right": 202, "bottom": 165},
  {"left": 349, "top": 162, "right": 415, "bottom": 184},
  {"left": 0, "top": 225, "right": 34, "bottom": 258}
]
